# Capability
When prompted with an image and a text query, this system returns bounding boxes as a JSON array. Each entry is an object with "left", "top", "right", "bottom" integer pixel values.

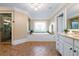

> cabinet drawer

[
  {"left": 63, "top": 36, "right": 73, "bottom": 45},
  {"left": 74, "top": 40, "right": 79, "bottom": 48},
  {"left": 58, "top": 35, "right": 73, "bottom": 45},
  {"left": 56, "top": 41, "right": 64, "bottom": 55}
]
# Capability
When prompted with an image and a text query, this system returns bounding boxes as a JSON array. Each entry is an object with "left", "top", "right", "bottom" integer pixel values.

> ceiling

[{"left": 0, "top": 3, "right": 66, "bottom": 20}]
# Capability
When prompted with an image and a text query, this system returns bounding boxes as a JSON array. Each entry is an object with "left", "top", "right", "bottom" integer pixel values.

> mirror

[
  {"left": 67, "top": 17, "right": 79, "bottom": 29},
  {"left": 67, "top": 4, "right": 79, "bottom": 29}
]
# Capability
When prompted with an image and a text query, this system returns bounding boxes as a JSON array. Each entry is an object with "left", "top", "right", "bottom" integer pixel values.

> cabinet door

[
  {"left": 56, "top": 35, "right": 64, "bottom": 55},
  {"left": 73, "top": 48, "right": 78, "bottom": 56},
  {"left": 59, "top": 42, "right": 64, "bottom": 55},
  {"left": 56, "top": 39, "right": 59, "bottom": 50},
  {"left": 74, "top": 40, "right": 79, "bottom": 56},
  {"left": 74, "top": 47, "right": 79, "bottom": 56},
  {"left": 56, "top": 40, "right": 64, "bottom": 55},
  {"left": 56, "top": 34, "right": 60, "bottom": 50},
  {"left": 77, "top": 49, "right": 79, "bottom": 56},
  {"left": 64, "top": 43, "right": 73, "bottom": 56}
]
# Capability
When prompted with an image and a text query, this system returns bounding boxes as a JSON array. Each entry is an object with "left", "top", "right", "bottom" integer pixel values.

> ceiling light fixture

[{"left": 29, "top": 3, "right": 44, "bottom": 11}]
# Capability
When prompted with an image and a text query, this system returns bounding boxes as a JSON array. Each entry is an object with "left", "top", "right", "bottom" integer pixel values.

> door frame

[{"left": 0, "top": 10, "right": 14, "bottom": 44}]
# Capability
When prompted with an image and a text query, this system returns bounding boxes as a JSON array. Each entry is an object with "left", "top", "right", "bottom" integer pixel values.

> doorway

[
  {"left": 57, "top": 13, "right": 65, "bottom": 33},
  {"left": 0, "top": 13, "right": 12, "bottom": 44}
]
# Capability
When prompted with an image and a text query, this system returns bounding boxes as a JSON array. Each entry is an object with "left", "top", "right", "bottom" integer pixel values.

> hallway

[{"left": 0, "top": 42, "right": 59, "bottom": 56}]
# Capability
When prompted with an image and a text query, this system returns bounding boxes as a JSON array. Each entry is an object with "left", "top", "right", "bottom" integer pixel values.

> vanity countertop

[{"left": 59, "top": 33, "right": 79, "bottom": 41}]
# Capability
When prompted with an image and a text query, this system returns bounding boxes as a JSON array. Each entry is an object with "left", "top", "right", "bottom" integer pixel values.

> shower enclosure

[{"left": 0, "top": 13, "right": 12, "bottom": 44}]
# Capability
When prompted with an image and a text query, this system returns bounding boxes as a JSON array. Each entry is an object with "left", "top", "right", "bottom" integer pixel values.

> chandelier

[{"left": 29, "top": 3, "right": 44, "bottom": 11}]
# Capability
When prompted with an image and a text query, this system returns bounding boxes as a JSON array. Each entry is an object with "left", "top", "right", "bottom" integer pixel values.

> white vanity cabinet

[
  {"left": 56, "top": 34, "right": 74, "bottom": 56},
  {"left": 56, "top": 34, "right": 79, "bottom": 56}
]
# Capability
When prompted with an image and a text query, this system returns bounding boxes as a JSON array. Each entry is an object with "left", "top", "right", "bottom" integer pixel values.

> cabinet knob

[
  {"left": 70, "top": 48, "right": 72, "bottom": 50},
  {"left": 74, "top": 50, "right": 76, "bottom": 52}
]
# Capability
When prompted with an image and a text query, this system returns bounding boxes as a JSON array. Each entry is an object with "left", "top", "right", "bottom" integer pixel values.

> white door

[{"left": 57, "top": 16, "right": 65, "bottom": 33}]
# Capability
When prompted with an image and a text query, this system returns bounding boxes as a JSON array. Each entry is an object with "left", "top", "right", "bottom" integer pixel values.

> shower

[{"left": 0, "top": 13, "right": 12, "bottom": 44}]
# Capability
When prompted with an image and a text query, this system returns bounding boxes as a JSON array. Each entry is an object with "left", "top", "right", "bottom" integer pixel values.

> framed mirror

[
  {"left": 67, "top": 4, "right": 79, "bottom": 30},
  {"left": 71, "top": 21, "right": 79, "bottom": 29},
  {"left": 67, "top": 17, "right": 79, "bottom": 29}
]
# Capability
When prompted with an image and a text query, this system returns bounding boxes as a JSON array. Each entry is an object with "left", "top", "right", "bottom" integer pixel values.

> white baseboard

[
  {"left": 12, "top": 38, "right": 28, "bottom": 45},
  {"left": 12, "top": 34, "right": 56, "bottom": 45},
  {"left": 12, "top": 38, "right": 56, "bottom": 45}
]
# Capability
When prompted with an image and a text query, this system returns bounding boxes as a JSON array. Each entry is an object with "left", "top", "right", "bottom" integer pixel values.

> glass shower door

[{"left": 0, "top": 13, "right": 12, "bottom": 43}]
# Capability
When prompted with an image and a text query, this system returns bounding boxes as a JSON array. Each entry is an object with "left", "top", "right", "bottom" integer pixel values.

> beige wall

[{"left": 13, "top": 10, "right": 28, "bottom": 40}]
